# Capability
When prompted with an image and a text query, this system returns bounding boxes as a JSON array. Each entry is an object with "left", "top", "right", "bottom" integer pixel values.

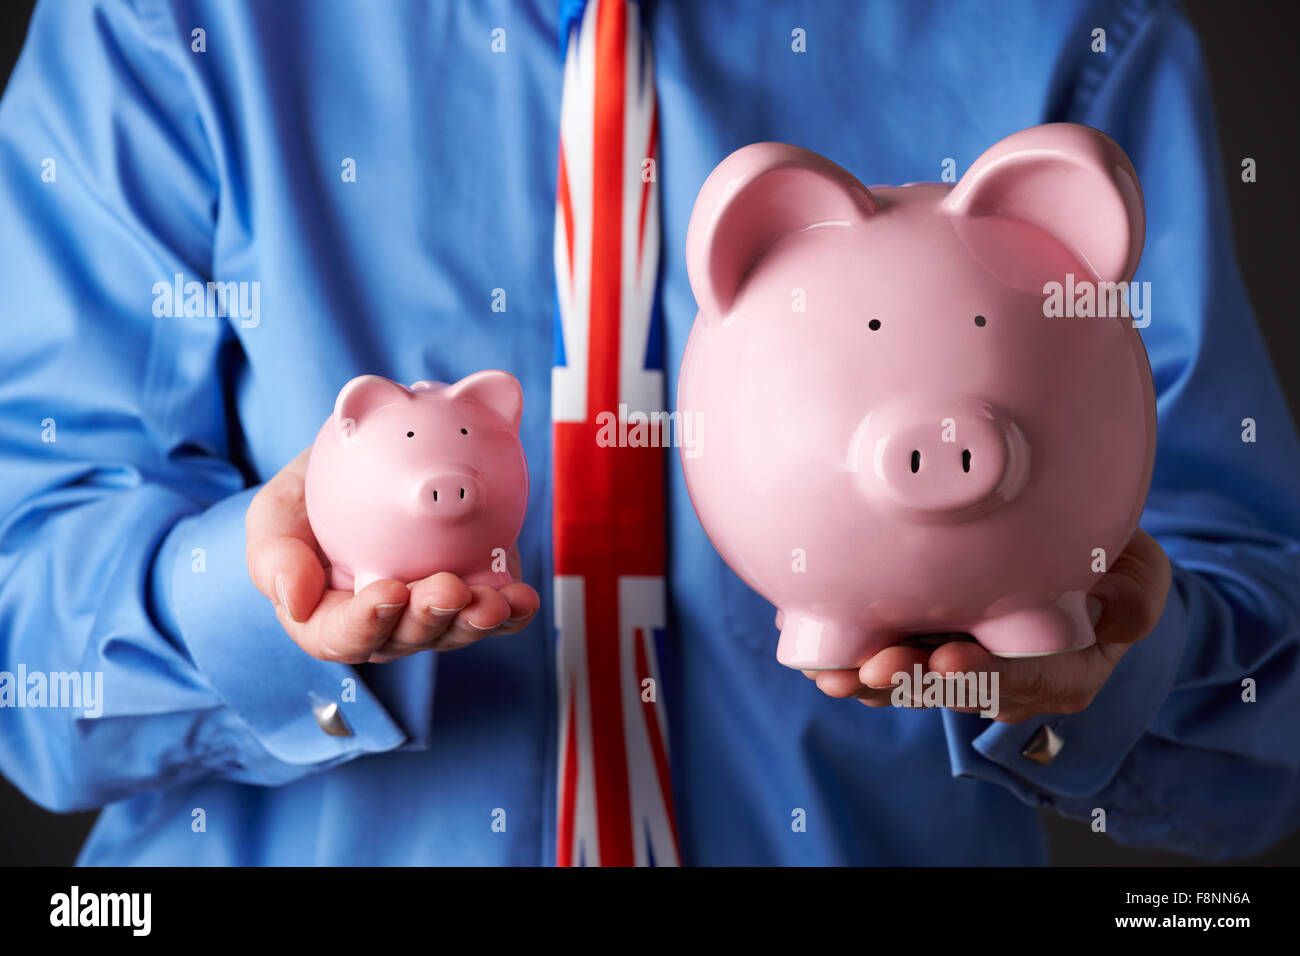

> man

[{"left": 1, "top": 0, "right": 1297, "bottom": 865}]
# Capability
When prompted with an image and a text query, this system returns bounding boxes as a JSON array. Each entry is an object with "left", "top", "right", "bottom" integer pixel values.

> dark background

[{"left": 1, "top": 0, "right": 1296, "bottom": 866}]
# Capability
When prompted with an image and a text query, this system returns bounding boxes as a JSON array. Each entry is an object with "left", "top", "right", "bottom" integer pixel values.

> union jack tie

[{"left": 552, "top": 0, "right": 679, "bottom": 866}]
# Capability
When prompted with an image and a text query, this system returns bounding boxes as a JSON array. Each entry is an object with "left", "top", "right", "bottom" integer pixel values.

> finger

[
  {"left": 928, "top": 640, "right": 1058, "bottom": 707},
  {"left": 283, "top": 578, "right": 410, "bottom": 662},
  {"left": 860, "top": 642, "right": 1002, "bottom": 714},
  {"left": 852, "top": 683, "right": 901, "bottom": 707},
  {"left": 858, "top": 644, "right": 932, "bottom": 695},
  {"left": 931, "top": 640, "right": 1115, "bottom": 718},
  {"left": 246, "top": 449, "right": 325, "bottom": 622},
  {"left": 859, "top": 644, "right": 955, "bottom": 710},
  {"left": 798, "top": 668, "right": 894, "bottom": 705},
  {"left": 813, "top": 668, "right": 874, "bottom": 699},
  {"left": 927, "top": 640, "right": 1002, "bottom": 681},
  {"left": 428, "top": 585, "right": 512, "bottom": 650},
  {"left": 375, "top": 578, "right": 541, "bottom": 660},
  {"left": 249, "top": 535, "right": 326, "bottom": 624},
  {"left": 1090, "top": 527, "right": 1172, "bottom": 651},
  {"left": 382, "top": 572, "right": 474, "bottom": 650},
  {"left": 917, "top": 642, "right": 1009, "bottom": 716},
  {"left": 496, "top": 546, "right": 539, "bottom": 635},
  {"left": 492, "top": 582, "right": 541, "bottom": 635}
]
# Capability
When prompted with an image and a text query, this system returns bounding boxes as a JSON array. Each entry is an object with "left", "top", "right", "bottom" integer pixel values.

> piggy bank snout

[
  {"left": 856, "top": 403, "right": 1030, "bottom": 519},
  {"left": 411, "top": 468, "right": 483, "bottom": 520}
]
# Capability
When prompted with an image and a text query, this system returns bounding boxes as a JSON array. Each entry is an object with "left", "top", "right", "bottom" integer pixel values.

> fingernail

[
  {"left": 1086, "top": 595, "right": 1104, "bottom": 626},
  {"left": 376, "top": 602, "right": 406, "bottom": 621},
  {"left": 429, "top": 605, "right": 467, "bottom": 618},
  {"left": 275, "top": 572, "right": 292, "bottom": 618},
  {"left": 465, "top": 619, "right": 497, "bottom": 631}
]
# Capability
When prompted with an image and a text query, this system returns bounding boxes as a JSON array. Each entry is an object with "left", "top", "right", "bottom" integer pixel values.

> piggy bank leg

[
  {"left": 462, "top": 568, "right": 514, "bottom": 589},
  {"left": 970, "top": 591, "right": 1095, "bottom": 658},
  {"left": 349, "top": 570, "right": 386, "bottom": 594},
  {"left": 328, "top": 566, "right": 355, "bottom": 592},
  {"left": 776, "top": 611, "right": 893, "bottom": 671}
]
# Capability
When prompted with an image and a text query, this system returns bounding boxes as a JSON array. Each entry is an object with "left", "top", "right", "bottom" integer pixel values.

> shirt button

[
  {"left": 313, "top": 701, "right": 353, "bottom": 737},
  {"left": 1020, "top": 725, "right": 1063, "bottom": 765}
]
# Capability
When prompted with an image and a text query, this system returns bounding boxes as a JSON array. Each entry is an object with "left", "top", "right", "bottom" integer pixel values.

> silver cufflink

[
  {"left": 1020, "top": 725, "right": 1063, "bottom": 765},
  {"left": 313, "top": 701, "right": 353, "bottom": 737}
]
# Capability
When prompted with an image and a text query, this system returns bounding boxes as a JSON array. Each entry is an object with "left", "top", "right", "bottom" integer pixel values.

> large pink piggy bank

[
  {"left": 304, "top": 371, "right": 528, "bottom": 593},
  {"left": 678, "top": 124, "right": 1156, "bottom": 670}
]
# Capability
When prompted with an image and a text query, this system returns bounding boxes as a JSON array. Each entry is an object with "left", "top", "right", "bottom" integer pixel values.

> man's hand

[
  {"left": 246, "top": 448, "right": 540, "bottom": 664},
  {"left": 807, "top": 528, "right": 1172, "bottom": 723}
]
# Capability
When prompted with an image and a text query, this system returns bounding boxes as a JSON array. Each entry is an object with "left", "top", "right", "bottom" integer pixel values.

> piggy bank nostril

[
  {"left": 910, "top": 450, "right": 921, "bottom": 474},
  {"left": 962, "top": 449, "right": 972, "bottom": 473},
  {"left": 459, "top": 487, "right": 466, "bottom": 499}
]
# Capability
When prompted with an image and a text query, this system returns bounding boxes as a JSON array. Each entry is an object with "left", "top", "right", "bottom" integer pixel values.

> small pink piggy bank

[
  {"left": 678, "top": 124, "right": 1156, "bottom": 669},
  {"left": 304, "top": 371, "right": 528, "bottom": 593}
]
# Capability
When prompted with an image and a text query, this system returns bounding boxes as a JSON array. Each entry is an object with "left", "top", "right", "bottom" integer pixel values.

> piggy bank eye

[
  {"left": 406, "top": 431, "right": 415, "bottom": 438},
  {"left": 974, "top": 314, "right": 987, "bottom": 327},
  {"left": 460, "top": 427, "right": 469, "bottom": 436},
  {"left": 868, "top": 319, "right": 882, "bottom": 331}
]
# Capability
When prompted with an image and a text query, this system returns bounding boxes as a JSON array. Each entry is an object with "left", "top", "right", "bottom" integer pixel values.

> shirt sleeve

[
  {"left": 0, "top": 0, "right": 409, "bottom": 812},
  {"left": 945, "top": 0, "right": 1300, "bottom": 860}
]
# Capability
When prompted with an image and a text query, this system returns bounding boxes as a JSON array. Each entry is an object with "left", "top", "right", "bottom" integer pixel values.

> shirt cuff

[
  {"left": 151, "top": 486, "right": 409, "bottom": 768},
  {"left": 943, "top": 573, "right": 1190, "bottom": 805}
]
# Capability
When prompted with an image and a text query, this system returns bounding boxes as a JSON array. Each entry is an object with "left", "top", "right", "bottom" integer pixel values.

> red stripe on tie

[
  {"left": 557, "top": 686, "right": 579, "bottom": 867},
  {"left": 582, "top": 0, "right": 633, "bottom": 866},
  {"left": 557, "top": 144, "right": 575, "bottom": 281},
  {"left": 636, "top": 97, "right": 656, "bottom": 276},
  {"left": 636, "top": 626, "right": 679, "bottom": 852}
]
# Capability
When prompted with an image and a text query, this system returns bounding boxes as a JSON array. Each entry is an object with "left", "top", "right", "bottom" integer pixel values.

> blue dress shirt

[{"left": 1, "top": 0, "right": 1298, "bottom": 865}]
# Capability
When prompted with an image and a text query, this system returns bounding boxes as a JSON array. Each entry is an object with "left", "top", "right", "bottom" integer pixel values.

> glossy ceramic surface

[
  {"left": 678, "top": 124, "right": 1156, "bottom": 669},
  {"left": 305, "top": 371, "right": 529, "bottom": 593}
]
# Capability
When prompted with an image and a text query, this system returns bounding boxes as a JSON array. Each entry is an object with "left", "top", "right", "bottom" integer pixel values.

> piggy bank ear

[
  {"left": 686, "top": 142, "right": 879, "bottom": 322},
  {"left": 443, "top": 370, "right": 523, "bottom": 431},
  {"left": 333, "top": 375, "right": 411, "bottom": 432},
  {"left": 944, "top": 123, "right": 1144, "bottom": 289}
]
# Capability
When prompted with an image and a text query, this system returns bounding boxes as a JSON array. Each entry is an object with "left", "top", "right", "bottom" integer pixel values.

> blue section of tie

[
  {"left": 552, "top": 290, "right": 567, "bottom": 368},
  {"left": 558, "top": 0, "right": 587, "bottom": 51},
  {"left": 643, "top": 285, "right": 664, "bottom": 371}
]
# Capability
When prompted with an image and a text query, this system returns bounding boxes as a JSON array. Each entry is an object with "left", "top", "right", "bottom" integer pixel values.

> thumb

[
  {"left": 249, "top": 535, "right": 326, "bottom": 623},
  {"left": 1089, "top": 527, "right": 1171, "bottom": 648}
]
